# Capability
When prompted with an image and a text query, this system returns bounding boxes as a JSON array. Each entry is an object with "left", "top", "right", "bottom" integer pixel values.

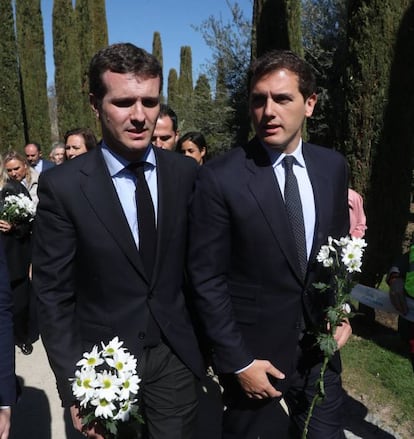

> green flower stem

[{"left": 301, "top": 354, "right": 330, "bottom": 439}]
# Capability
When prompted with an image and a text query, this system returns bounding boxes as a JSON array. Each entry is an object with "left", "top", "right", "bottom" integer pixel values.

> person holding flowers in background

[
  {"left": 0, "top": 153, "right": 36, "bottom": 356},
  {"left": 188, "top": 49, "right": 352, "bottom": 438},
  {"left": 4, "top": 151, "right": 39, "bottom": 208}
]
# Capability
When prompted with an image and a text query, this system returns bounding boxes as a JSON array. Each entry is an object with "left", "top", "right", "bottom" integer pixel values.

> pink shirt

[{"left": 348, "top": 188, "right": 367, "bottom": 238}]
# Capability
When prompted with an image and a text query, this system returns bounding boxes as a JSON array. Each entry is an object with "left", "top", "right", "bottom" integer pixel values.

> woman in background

[
  {"left": 64, "top": 127, "right": 97, "bottom": 160},
  {"left": 176, "top": 131, "right": 207, "bottom": 165},
  {"left": 49, "top": 142, "right": 66, "bottom": 165},
  {"left": 3, "top": 151, "right": 39, "bottom": 208},
  {"left": 0, "top": 154, "right": 33, "bottom": 355}
]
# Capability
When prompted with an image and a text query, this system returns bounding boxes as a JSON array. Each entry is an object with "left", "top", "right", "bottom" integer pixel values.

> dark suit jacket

[
  {"left": 0, "top": 235, "right": 16, "bottom": 405},
  {"left": 39, "top": 159, "right": 55, "bottom": 173},
  {"left": 32, "top": 146, "right": 204, "bottom": 406},
  {"left": 188, "top": 138, "right": 349, "bottom": 394}
]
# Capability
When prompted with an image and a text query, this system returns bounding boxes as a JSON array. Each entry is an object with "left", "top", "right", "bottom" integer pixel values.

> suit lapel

[
  {"left": 151, "top": 149, "right": 177, "bottom": 287},
  {"left": 245, "top": 138, "right": 304, "bottom": 282},
  {"left": 303, "top": 143, "right": 331, "bottom": 263},
  {"left": 78, "top": 148, "right": 146, "bottom": 278}
]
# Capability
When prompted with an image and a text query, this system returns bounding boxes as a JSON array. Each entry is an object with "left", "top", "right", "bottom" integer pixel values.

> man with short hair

[
  {"left": 188, "top": 49, "right": 351, "bottom": 438},
  {"left": 151, "top": 104, "right": 179, "bottom": 150},
  {"left": 24, "top": 143, "right": 54, "bottom": 174},
  {"left": 33, "top": 43, "right": 203, "bottom": 439}
]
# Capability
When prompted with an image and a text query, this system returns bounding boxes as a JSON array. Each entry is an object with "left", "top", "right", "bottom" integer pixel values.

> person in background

[
  {"left": 348, "top": 188, "right": 367, "bottom": 238},
  {"left": 24, "top": 143, "right": 54, "bottom": 174},
  {"left": 387, "top": 252, "right": 414, "bottom": 371},
  {"left": 64, "top": 127, "right": 97, "bottom": 160},
  {"left": 49, "top": 142, "right": 66, "bottom": 165},
  {"left": 0, "top": 235, "right": 16, "bottom": 439},
  {"left": 33, "top": 42, "right": 203, "bottom": 439},
  {"left": 3, "top": 151, "right": 39, "bottom": 208},
  {"left": 151, "top": 104, "right": 179, "bottom": 150},
  {"left": 176, "top": 131, "right": 207, "bottom": 165},
  {"left": 0, "top": 154, "right": 34, "bottom": 356},
  {"left": 188, "top": 49, "right": 351, "bottom": 438}
]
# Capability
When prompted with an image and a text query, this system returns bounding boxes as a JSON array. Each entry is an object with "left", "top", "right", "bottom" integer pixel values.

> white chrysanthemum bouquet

[
  {"left": 0, "top": 193, "right": 35, "bottom": 224},
  {"left": 302, "top": 236, "right": 367, "bottom": 439},
  {"left": 70, "top": 337, "right": 142, "bottom": 438}
]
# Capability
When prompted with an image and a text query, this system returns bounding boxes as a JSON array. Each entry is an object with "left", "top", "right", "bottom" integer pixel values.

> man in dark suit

[
  {"left": 32, "top": 43, "right": 203, "bottom": 439},
  {"left": 188, "top": 50, "right": 351, "bottom": 438},
  {"left": 24, "top": 143, "right": 54, "bottom": 174},
  {"left": 0, "top": 236, "right": 16, "bottom": 439}
]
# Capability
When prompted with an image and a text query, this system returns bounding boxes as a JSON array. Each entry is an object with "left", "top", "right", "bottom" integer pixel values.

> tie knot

[
  {"left": 283, "top": 155, "right": 295, "bottom": 171},
  {"left": 127, "top": 162, "right": 147, "bottom": 177}
]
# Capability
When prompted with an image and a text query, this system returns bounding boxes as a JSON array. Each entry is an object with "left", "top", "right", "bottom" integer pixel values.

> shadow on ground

[
  {"left": 343, "top": 393, "right": 399, "bottom": 439},
  {"left": 9, "top": 377, "right": 84, "bottom": 439}
]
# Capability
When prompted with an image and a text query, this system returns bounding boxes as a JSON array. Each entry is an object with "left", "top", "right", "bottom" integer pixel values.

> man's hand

[
  {"left": 237, "top": 359, "right": 285, "bottom": 399},
  {"left": 70, "top": 405, "right": 105, "bottom": 439},
  {"left": 333, "top": 318, "right": 352, "bottom": 349},
  {"left": 0, "top": 407, "right": 11, "bottom": 439},
  {"left": 389, "top": 278, "right": 408, "bottom": 315}
]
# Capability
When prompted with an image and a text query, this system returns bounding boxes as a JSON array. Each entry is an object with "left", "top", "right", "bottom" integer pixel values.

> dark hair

[
  {"left": 89, "top": 43, "right": 163, "bottom": 100},
  {"left": 158, "top": 104, "right": 178, "bottom": 132},
  {"left": 64, "top": 128, "right": 98, "bottom": 151},
  {"left": 176, "top": 131, "right": 207, "bottom": 154},
  {"left": 249, "top": 50, "right": 316, "bottom": 100}
]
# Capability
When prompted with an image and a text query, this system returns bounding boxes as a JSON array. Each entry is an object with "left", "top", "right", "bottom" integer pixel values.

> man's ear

[
  {"left": 305, "top": 93, "right": 317, "bottom": 118},
  {"left": 89, "top": 94, "right": 100, "bottom": 119}
]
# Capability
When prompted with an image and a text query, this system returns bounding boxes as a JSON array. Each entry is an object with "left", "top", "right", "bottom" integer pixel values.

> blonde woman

[
  {"left": 3, "top": 151, "right": 39, "bottom": 208},
  {"left": 0, "top": 154, "right": 34, "bottom": 355}
]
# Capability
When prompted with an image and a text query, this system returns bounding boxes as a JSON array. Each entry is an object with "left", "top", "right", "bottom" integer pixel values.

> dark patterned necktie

[
  {"left": 128, "top": 162, "right": 157, "bottom": 278},
  {"left": 283, "top": 156, "right": 307, "bottom": 278}
]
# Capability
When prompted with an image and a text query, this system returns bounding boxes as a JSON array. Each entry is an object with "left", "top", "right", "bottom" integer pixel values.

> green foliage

[
  {"left": 251, "top": 0, "right": 303, "bottom": 60},
  {"left": 175, "top": 46, "right": 194, "bottom": 132},
  {"left": 15, "top": 0, "right": 51, "bottom": 150},
  {"left": 53, "top": 0, "right": 85, "bottom": 137},
  {"left": 194, "top": 1, "right": 251, "bottom": 154},
  {"left": 167, "top": 68, "right": 178, "bottom": 110},
  {"left": 0, "top": 0, "right": 25, "bottom": 151},
  {"left": 152, "top": 31, "right": 163, "bottom": 69},
  {"left": 342, "top": 335, "right": 414, "bottom": 432},
  {"left": 75, "top": 0, "right": 107, "bottom": 138}
]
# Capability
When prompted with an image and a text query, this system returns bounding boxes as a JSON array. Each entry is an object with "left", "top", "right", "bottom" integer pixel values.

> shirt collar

[
  {"left": 101, "top": 142, "right": 156, "bottom": 177},
  {"left": 262, "top": 139, "right": 305, "bottom": 169}
]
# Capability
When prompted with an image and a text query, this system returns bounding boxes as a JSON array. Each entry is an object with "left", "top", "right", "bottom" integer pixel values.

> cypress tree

[
  {"left": 167, "top": 68, "right": 178, "bottom": 111},
  {"left": 251, "top": 0, "right": 303, "bottom": 60},
  {"left": 177, "top": 46, "right": 194, "bottom": 131},
  {"left": 89, "top": 0, "right": 108, "bottom": 50},
  {"left": 0, "top": 0, "right": 25, "bottom": 151},
  {"left": 178, "top": 46, "right": 193, "bottom": 97},
  {"left": 152, "top": 31, "right": 163, "bottom": 69},
  {"left": 357, "top": 1, "right": 414, "bottom": 287},
  {"left": 53, "top": 0, "right": 85, "bottom": 137},
  {"left": 152, "top": 31, "right": 163, "bottom": 102},
  {"left": 15, "top": 0, "right": 51, "bottom": 150},
  {"left": 76, "top": 0, "right": 107, "bottom": 136}
]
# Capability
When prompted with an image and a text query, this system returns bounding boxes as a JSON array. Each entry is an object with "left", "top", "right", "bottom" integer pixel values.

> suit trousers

[
  {"left": 138, "top": 341, "right": 198, "bottom": 439},
  {"left": 222, "top": 357, "right": 345, "bottom": 439}
]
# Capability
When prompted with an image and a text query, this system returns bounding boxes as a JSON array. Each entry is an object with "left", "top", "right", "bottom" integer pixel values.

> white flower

[
  {"left": 96, "top": 370, "right": 122, "bottom": 402},
  {"left": 322, "top": 257, "right": 334, "bottom": 268},
  {"left": 114, "top": 399, "right": 137, "bottom": 421},
  {"left": 91, "top": 398, "right": 117, "bottom": 419},
  {"left": 350, "top": 236, "right": 367, "bottom": 250},
  {"left": 101, "top": 336, "right": 124, "bottom": 357},
  {"left": 316, "top": 245, "right": 331, "bottom": 263},
  {"left": 105, "top": 349, "right": 137, "bottom": 374},
  {"left": 76, "top": 345, "right": 104, "bottom": 369},
  {"left": 71, "top": 368, "right": 98, "bottom": 402},
  {"left": 118, "top": 372, "right": 140, "bottom": 400}
]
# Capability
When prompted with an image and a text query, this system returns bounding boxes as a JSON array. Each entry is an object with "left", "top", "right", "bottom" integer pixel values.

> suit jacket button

[{"left": 138, "top": 332, "right": 146, "bottom": 340}]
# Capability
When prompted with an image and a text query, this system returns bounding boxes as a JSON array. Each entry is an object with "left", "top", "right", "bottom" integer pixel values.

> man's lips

[{"left": 261, "top": 124, "right": 282, "bottom": 135}]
